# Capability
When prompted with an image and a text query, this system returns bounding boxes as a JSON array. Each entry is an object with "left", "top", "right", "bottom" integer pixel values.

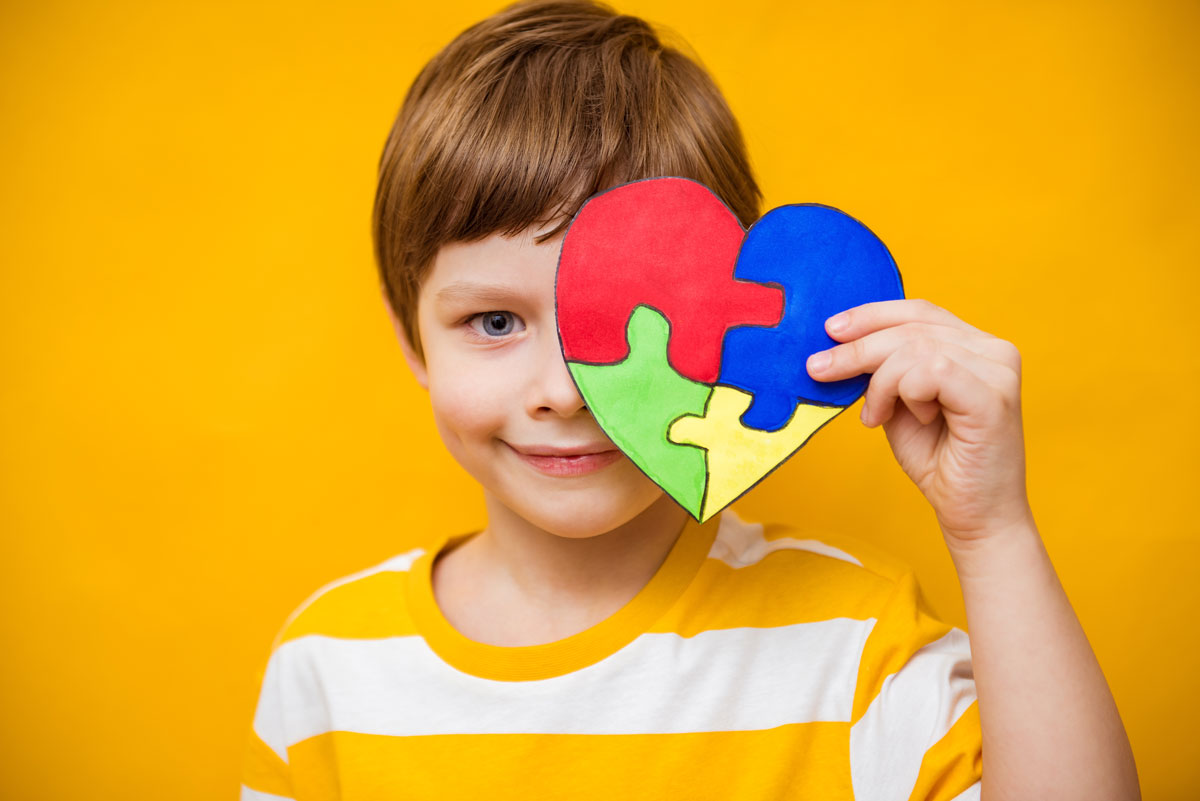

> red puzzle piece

[{"left": 557, "top": 178, "right": 784, "bottom": 384}]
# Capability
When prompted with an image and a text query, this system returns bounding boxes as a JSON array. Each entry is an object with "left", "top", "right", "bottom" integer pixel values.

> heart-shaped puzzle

[{"left": 555, "top": 177, "right": 904, "bottom": 522}]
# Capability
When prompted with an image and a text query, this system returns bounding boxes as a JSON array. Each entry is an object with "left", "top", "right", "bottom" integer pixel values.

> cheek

[{"left": 427, "top": 362, "right": 518, "bottom": 437}]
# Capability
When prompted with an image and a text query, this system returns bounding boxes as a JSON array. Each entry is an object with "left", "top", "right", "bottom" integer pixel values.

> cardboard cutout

[{"left": 556, "top": 177, "right": 904, "bottom": 522}]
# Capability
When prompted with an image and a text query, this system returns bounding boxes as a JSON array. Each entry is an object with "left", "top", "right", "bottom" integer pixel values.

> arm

[
  {"left": 951, "top": 513, "right": 1137, "bottom": 801},
  {"left": 807, "top": 299, "right": 1138, "bottom": 801},
  {"left": 242, "top": 653, "right": 296, "bottom": 800}
]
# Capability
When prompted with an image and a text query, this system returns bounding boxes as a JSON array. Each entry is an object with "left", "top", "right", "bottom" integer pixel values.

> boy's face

[{"left": 392, "top": 226, "right": 666, "bottom": 538}]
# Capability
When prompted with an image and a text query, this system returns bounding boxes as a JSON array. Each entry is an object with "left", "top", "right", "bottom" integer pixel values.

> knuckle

[
  {"left": 986, "top": 335, "right": 1021, "bottom": 364},
  {"left": 998, "top": 371, "right": 1022, "bottom": 403},
  {"left": 1002, "top": 340, "right": 1023, "bottom": 370},
  {"left": 931, "top": 354, "right": 955, "bottom": 375}
]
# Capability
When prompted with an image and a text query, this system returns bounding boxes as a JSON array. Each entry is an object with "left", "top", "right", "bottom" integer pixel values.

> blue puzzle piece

[{"left": 717, "top": 205, "right": 904, "bottom": 432}]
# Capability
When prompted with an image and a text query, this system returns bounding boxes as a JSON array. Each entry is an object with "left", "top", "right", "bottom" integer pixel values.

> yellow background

[{"left": 2, "top": 1, "right": 1197, "bottom": 797}]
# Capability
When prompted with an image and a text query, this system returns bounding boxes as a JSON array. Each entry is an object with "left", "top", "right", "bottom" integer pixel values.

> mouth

[{"left": 504, "top": 442, "right": 623, "bottom": 477}]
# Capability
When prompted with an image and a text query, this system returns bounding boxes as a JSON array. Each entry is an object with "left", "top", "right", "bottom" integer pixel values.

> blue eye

[
  {"left": 481, "top": 312, "right": 514, "bottom": 336},
  {"left": 469, "top": 311, "right": 525, "bottom": 338}
]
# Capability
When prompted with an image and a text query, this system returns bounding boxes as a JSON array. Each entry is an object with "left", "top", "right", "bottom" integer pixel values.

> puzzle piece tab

[
  {"left": 668, "top": 385, "right": 844, "bottom": 522},
  {"left": 557, "top": 177, "right": 784, "bottom": 384},
  {"left": 567, "top": 305, "right": 712, "bottom": 519},
  {"left": 717, "top": 205, "right": 904, "bottom": 431}
]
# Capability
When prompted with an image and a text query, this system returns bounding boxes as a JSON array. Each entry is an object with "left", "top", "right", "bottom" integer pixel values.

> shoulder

[
  {"left": 268, "top": 546, "right": 429, "bottom": 653},
  {"left": 703, "top": 509, "right": 922, "bottom": 615},
  {"left": 708, "top": 509, "right": 963, "bottom": 638},
  {"left": 663, "top": 509, "right": 947, "bottom": 649},
  {"left": 709, "top": 509, "right": 913, "bottom": 579},
  {"left": 246, "top": 546, "right": 433, "bottom": 774}
]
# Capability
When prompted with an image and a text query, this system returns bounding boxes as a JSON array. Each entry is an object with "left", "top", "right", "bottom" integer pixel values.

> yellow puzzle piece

[{"left": 668, "top": 386, "right": 844, "bottom": 522}]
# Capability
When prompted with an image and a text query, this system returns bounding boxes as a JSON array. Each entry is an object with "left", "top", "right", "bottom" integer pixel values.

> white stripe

[
  {"left": 949, "top": 782, "right": 981, "bottom": 801},
  {"left": 253, "top": 547, "right": 426, "bottom": 764},
  {"left": 710, "top": 510, "right": 863, "bottom": 568},
  {"left": 267, "top": 618, "right": 875, "bottom": 747},
  {"left": 849, "top": 628, "right": 976, "bottom": 801},
  {"left": 253, "top": 646, "right": 293, "bottom": 764},
  {"left": 240, "top": 787, "right": 292, "bottom": 801}
]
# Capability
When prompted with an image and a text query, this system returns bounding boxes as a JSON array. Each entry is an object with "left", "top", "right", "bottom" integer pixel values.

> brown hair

[{"left": 372, "top": 0, "right": 761, "bottom": 360}]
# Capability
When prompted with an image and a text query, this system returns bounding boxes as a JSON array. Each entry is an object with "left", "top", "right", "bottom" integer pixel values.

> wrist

[
  {"left": 937, "top": 496, "right": 1035, "bottom": 546},
  {"left": 942, "top": 510, "right": 1043, "bottom": 581}
]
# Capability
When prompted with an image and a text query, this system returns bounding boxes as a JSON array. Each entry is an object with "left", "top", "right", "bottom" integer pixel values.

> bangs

[{"left": 420, "top": 31, "right": 742, "bottom": 246}]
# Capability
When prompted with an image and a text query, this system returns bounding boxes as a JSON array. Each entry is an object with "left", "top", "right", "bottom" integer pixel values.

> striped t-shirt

[{"left": 242, "top": 510, "right": 981, "bottom": 800}]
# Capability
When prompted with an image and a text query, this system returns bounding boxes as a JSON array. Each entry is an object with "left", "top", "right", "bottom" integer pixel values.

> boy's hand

[{"left": 806, "top": 299, "right": 1032, "bottom": 548}]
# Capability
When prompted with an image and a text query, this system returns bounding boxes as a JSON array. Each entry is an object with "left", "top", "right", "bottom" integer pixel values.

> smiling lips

[{"left": 505, "top": 442, "right": 623, "bottom": 476}]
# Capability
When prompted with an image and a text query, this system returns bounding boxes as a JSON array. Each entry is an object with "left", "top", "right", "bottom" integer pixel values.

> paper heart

[{"left": 556, "top": 177, "right": 904, "bottom": 522}]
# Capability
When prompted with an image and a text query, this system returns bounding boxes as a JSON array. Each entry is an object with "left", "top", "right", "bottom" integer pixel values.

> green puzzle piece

[{"left": 567, "top": 305, "right": 711, "bottom": 518}]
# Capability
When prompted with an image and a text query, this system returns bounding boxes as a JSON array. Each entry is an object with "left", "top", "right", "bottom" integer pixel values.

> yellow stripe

[
  {"left": 653, "top": 550, "right": 893, "bottom": 635},
  {"left": 851, "top": 572, "right": 954, "bottom": 724},
  {"left": 277, "top": 571, "right": 417, "bottom": 645},
  {"left": 289, "top": 723, "right": 852, "bottom": 801},
  {"left": 242, "top": 728, "right": 292, "bottom": 798},
  {"left": 905, "top": 702, "right": 983, "bottom": 801},
  {"left": 758, "top": 521, "right": 911, "bottom": 580}
]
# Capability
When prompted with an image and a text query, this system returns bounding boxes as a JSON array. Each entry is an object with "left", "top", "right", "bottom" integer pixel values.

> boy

[{"left": 242, "top": 2, "right": 1139, "bottom": 799}]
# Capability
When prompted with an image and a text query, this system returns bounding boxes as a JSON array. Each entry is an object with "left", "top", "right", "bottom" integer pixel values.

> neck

[{"left": 475, "top": 493, "right": 690, "bottom": 613}]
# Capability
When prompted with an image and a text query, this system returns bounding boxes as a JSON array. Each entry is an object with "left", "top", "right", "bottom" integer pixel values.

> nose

[{"left": 526, "top": 329, "right": 587, "bottom": 418}]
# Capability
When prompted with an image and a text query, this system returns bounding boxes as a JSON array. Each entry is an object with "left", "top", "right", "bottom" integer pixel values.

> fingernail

[
  {"left": 808, "top": 351, "right": 831, "bottom": 373},
  {"left": 827, "top": 314, "right": 848, "bottom": 333}
]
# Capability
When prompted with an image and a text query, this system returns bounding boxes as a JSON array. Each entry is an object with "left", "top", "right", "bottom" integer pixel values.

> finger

[
  {"left": 824, "top": 298, "right": 981, "bottom": 342},
  {"left": 808, "top": 322, "right": 1018, "bottom": 384},
  {"left": 860, "top": 341, "right": 1018, "bottom": 428}
]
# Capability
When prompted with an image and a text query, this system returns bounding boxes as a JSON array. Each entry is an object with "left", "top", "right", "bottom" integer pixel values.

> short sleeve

[
  {"left": 849, "top": 570, "right": 983, "bottom": 801},
  {"left": 240, "top": 653, "right": 296, "bottom": 800}
]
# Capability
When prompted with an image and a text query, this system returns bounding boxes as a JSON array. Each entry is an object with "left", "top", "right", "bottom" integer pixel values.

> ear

[{"left": 382, "top": 294, "right": 429, "bottom": 391}]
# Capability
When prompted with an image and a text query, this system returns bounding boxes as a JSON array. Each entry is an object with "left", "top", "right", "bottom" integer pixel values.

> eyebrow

[{"left": 434, "top": 281, "right": 529, "bottom": 306}]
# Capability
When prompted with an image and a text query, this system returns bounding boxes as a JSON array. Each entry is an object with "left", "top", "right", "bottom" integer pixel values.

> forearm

[{"left": 948, "top": 516, "right": 1139, "bottom": 801}]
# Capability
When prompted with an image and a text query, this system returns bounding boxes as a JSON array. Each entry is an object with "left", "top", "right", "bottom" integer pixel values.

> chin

[{"left": 509, "top": 485, "right": 664, "bottom": 539}]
